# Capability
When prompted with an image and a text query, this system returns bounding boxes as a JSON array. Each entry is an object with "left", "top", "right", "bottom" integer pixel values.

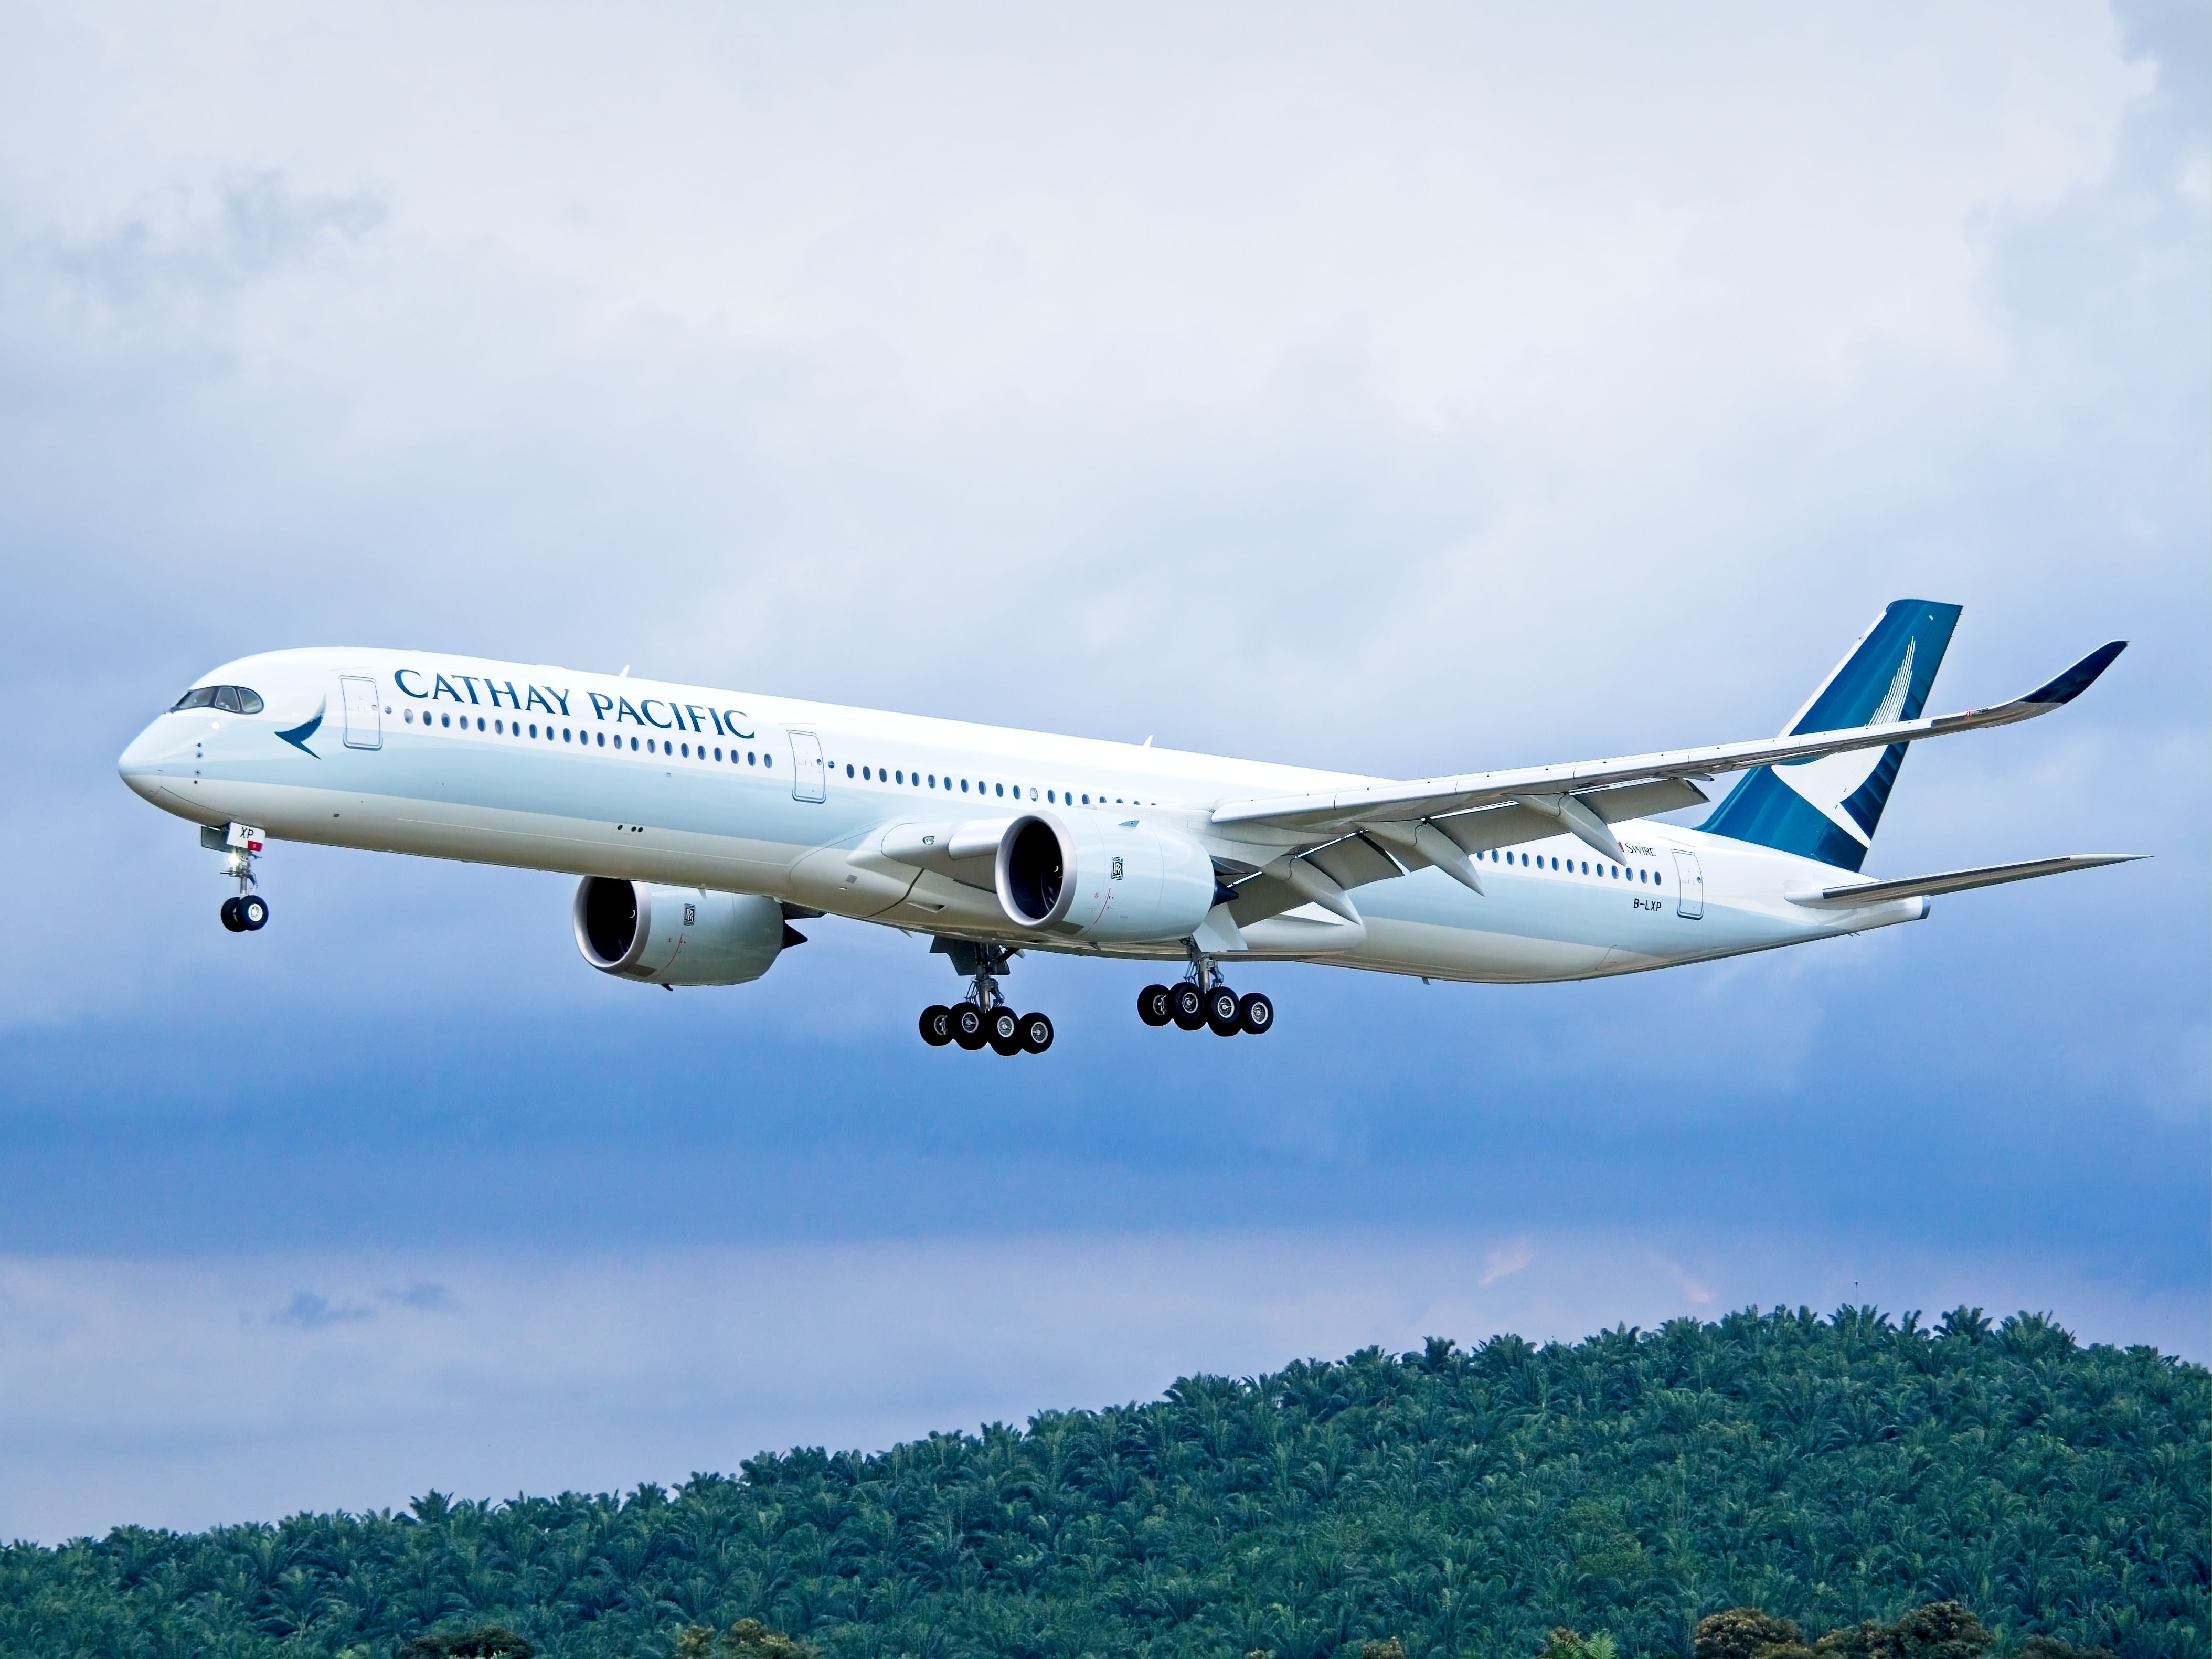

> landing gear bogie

[
  {"left": 922, "top": 940, "right": 1057, "bottom": 1056},
  {"left": 1144, "top": 958, "right": 1275, "bottom": 1037}
]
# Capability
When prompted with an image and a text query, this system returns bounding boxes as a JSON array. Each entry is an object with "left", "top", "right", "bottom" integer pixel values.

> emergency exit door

[
  {"left": 339, "top": 676, "right": 382, "bottom": 750},
  {"left": 789, "top": 730, "right": 825, "bottom": 802},
  {"left": 1673, "top": 849, "right": 1705, "bottom": 920}
]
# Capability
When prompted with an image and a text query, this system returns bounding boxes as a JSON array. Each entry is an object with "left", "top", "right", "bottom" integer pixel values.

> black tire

[
  {"left": 1205, "top": 984, "right": 1241, "bottom": 1036},
  {"left": 1018, "top": 1012, "right": 1054, "bottom": 1054},
  {"left": 1169, "top": 983, "right": 1207, "bottom": 1031},
  {"left": 219, "top": 897, "right": 245, "bottom": 932},
  {"left": 919, "top": 1005, "right": 953, "bottom": 1046},
  {"left": 952, "top": 1002, "right": 987, "bottom": 1050},
  {"left": 1136, "top": 984, "right": 1172, "bottom": 1026},
  {"left": 986, "top": 1007, "right": 1020, "bottom": 1052},
  {"left": 1237, "top": 991, "right": 1274, "bottom": 1035},
  {"left": 238, "top": 894, "right": 269, "bottom": 931}
]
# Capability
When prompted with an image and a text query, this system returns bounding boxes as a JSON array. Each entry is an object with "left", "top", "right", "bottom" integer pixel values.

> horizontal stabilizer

[{"left": 1786, "top": 853, "right": 2145, "bottom": 908}]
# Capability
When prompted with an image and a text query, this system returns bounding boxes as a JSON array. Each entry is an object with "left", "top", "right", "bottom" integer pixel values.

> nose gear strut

[{"left": 207, "top": 823, "right": 271, "bottom": 933}]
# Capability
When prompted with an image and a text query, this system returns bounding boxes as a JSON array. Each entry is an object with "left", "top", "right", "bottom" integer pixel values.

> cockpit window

[{"left": 172, "top": 685, "right": 263, "bottom": 715}]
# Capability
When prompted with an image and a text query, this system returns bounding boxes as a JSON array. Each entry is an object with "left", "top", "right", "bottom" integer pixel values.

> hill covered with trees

[{"left": 2, "top": 1305, "right": 2203, "bottom": 1659}]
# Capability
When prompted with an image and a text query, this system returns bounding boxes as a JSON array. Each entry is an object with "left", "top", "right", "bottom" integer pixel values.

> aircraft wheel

[
  {"left": 919, "top": 1004, "right": 953, "bottom": 1047},
  {"left": 1169, "top": 984, "right": 1207, "bottom": 1031},
  {"left": 1205, "top": 984, "right": 1242, "bottom": 1036},
  {"left": 1018, "top": 1012, "right": 1054, "bottom": 1054},
  {"left": 1237, "top": 991, "right": 1274, "bottom": 1035},
  {"left": 238, "top": 894, "right": 269, "bottom": 931},
  {"left": 1136, "top": 984, "right": 1172, "bottom": 1027},
  {"left": 952, "top": 1003, "right": 987, "bottom": 1050},
  {"left": 219, "top": 897, "right": 246, "bottom": 932},
  {"left": 986, "top": 1006, "right": 1022, "bottom": 1054}
]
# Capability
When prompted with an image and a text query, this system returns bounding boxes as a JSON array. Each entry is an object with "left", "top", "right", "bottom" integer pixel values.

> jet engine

[
  {"left": 572, "top": 878, "right": 800, "bottom": 985},
  {"left": 995, "top": 811, "right": 1218, "bottom": 944}
]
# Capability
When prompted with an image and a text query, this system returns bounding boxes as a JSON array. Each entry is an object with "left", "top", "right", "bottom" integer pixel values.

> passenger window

[
  {"left": 629, "top": 736, "right": 637, "bottom": 750},
  {"left": 846, "top": 764, "right": 855, "bottom": 777},
  {"left": 1047, "top": 790, "right": 1055, "bottom": 803},
  {"left": 748, "top": 751, "right": 757, "bottom": 765},
  {"left": 862, "top": 765, "right": 870, "bottom": 780},
  {"left": 713, "top": 747, "right": 721, "bottom": 760},
  {"left": 565, "top": 729, "right": 572, "bottom": 742},
  {"left": 961, "top": 779, "right": 969, "bottom": 792},
  {"left": 403, "top": 708, "right": 414, "bottom": 723},
  {"left": 495, "top": 720, "right": 505, "bottom": 735}
]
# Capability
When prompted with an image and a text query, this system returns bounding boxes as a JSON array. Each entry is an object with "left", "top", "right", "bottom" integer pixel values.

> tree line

[{"left": 1, "top": 1305, "right": 2202, "bottom": 1658}]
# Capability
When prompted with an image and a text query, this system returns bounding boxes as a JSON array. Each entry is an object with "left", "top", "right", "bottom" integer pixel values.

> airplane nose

[{"left": 116, "top": 720, "right": 175, "bottom": 803}]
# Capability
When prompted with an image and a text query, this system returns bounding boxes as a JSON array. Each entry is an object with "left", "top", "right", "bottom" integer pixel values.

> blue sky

[{"left": 0, "top": 0, "right": 2205, "bottom": 1544}]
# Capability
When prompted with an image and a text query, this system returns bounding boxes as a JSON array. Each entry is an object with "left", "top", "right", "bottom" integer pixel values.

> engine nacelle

[
  {"left": 573, "top": 878, "right": 793, "bottom": 985},
  {"left": 995, "top": 811, "right": 1218, "bottom": 944}
]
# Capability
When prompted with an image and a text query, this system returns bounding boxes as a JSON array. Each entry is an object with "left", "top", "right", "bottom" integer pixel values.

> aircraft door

[
  {"left": 1673, "top": 849, "right": 1704, "bottom": 919},
  {"left": 789, "top": 730, "right": 825, "bottom": 802},
  {"left": 339, "top": 676, "right": 382, "bottom": 750}
]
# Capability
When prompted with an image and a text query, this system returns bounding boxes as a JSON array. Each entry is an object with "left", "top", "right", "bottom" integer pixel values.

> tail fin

[{"left": 1702, "top": 599, "right": 1963, "bottom": 870}]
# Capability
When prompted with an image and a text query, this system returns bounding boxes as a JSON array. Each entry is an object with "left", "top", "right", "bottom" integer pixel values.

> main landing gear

[
  {"left": 919, "top": 941, "right": 1054, "bottom": 1056},
  {"left": 1137, "top": 954, "right": 1273, "bottom": 1037}
]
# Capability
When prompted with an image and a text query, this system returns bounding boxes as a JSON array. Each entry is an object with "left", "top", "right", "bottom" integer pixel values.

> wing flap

[{"left": 1785, "top": 853, "right": 2144, "bottom": 908}]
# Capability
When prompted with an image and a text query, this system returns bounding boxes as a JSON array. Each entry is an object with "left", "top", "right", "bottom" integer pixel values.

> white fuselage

[{"left": 118, "top": 648, "right": 1927, "bottom": 984}]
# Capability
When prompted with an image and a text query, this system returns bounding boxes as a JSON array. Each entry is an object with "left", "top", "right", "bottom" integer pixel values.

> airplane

[{"left": 118, "top": 600, "right": 2139, "bottom": 1055}]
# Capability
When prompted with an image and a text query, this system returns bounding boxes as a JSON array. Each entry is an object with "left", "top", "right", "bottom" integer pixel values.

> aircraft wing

[
  {"left": 1784, "top": 853, "right": 2145, "bottom": 908},
  {"left": 1212, "top": 641, "right": 2124, "bottom": 841},
  {"left": 1204, "top": 640, "right": 2125, "bottom": 921}
]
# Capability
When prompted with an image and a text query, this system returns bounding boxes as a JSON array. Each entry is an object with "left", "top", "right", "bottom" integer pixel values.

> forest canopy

[{"left": 1, "top": 1305, "right": 2203, "bottom": 1659}]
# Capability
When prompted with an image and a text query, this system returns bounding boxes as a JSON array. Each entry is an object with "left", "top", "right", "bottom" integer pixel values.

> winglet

[{"left": 2020, "top": 641, "right": 2126, "bottom": 706}]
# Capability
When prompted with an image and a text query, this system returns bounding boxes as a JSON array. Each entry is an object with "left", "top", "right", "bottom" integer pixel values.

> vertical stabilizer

[{"left": 1701, "top": 599, "right": 1963, "bottom": 870}]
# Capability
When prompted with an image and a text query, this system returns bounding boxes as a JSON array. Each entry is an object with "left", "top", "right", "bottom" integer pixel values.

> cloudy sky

[{"left": 0, "top": 0, "right": 2204, "bottom": 1543}]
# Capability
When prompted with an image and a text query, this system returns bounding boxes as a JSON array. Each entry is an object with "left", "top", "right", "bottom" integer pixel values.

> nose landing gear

[{"left": 209, "top": 824, "right": 270, "bottom": 933}]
